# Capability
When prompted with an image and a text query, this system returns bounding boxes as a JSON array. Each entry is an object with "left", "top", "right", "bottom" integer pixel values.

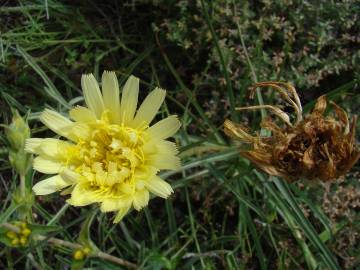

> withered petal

[
  {"left": 261, "top": 118, "right": 286, "bottom": 139},
  {"left": 302, "top": 145, "right": 315, "bottom": 170},
  {"left": 240, "top": 151, "right": 289, "bottom": 179},
  {"left": 330, "top": 101, "right": 350, "bottom": 134},
  {"left": 312, "top": 95, "right": 327, "bottom": 115},
  {"left": 224, "top": 119, "right": 255, "bottom": 143},
  {"left": 347, "top": 116, "right": 357, "bottom": 146}
]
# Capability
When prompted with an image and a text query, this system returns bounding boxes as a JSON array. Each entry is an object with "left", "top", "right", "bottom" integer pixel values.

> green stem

[
  {"left": 47, "top": 203, "right": 70, "bottom": 225},
  {"left": 20, "top": 174, "right": 26, "bottom": 198},
  {"left": 0, "top": 222, "right": 137, "bottom": 269}
]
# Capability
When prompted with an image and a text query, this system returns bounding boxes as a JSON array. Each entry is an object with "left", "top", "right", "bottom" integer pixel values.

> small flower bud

[
  {"left": 19, "top": 221, "right": 27, "bottom": 229},
  {"left": 73, "top": 250, "right": 84, "bottom": 260},
  {"left": 19, "top": 236, "right": 27, "bottom": 246},
  {"left": 6, "top": 231, "right": 17, "bottom": 239},
  {"left": 83, "top": 247, "right": 91, "bottom": 255},
  {"left": 5, "top": 110, "right": 32, "bottom": 176},
  {"left": 5, "top": 110, "right": 30, "bottom": 151},
  {"left": 9, "top": 149, "right": 32, "bottom": 177},
  {"left": 11, "top": 238, "right": 19, "bottom": 246},
  {"left": 21, "top": 228, "right": 31, "bottom": 237}
]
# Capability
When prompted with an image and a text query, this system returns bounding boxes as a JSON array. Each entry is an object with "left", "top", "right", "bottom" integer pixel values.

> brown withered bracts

[{"left": 224, "top": 82, "right": 360, "bottom": 182}]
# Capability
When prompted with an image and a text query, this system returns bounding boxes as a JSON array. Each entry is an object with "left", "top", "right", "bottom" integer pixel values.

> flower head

[
  {"left": 26, "top": 72, "right": 181, "bottom": 222},
  {"left": 224, "top": 82, "right": 359, "bottom": 182}
]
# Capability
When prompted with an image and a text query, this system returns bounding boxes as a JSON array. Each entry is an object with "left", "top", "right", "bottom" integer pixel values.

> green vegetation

[{"left": 0, "top": 0, "right": 359, "bottom": 269}]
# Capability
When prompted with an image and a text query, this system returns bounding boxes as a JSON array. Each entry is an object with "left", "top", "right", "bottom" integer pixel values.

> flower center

[{"left": 69, "top": 121, "right": 147, "bottom": 194}]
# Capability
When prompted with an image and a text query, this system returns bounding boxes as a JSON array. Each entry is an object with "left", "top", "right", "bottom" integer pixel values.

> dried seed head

[{"left": 224, "top": 82, "right": 360, "bottom": 182}]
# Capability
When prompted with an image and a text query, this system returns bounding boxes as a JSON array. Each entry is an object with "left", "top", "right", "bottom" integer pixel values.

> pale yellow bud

[
  {"left": 5, "top": 110, "right": 30, "bottom": 151},
  {"left": 5, "top": 110, "right": 32, "bottom": 175}
]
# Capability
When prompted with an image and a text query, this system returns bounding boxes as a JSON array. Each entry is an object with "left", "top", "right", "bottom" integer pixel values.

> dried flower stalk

[{"left": 224, "top": 82, "right": 360, "bottom": 181}]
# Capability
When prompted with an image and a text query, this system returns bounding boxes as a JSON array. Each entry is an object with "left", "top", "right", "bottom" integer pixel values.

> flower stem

[
  {"left": 20, "top": 174, "right": 26, "bottom": 198},
  {"left": 0, "top": 222, "right": 137, "bottom": 269}
]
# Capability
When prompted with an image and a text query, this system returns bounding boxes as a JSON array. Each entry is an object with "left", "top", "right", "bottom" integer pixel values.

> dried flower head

[
  {"left": 26, "top": 71, "right": 181, "bottom": 222},
  {"left": 224, "top": 82, "right": 359, "bottom": 181}
]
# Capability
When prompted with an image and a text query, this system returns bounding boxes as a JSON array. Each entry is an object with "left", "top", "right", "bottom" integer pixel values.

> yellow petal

[
  {"left": 71, "top": 122, "right": 91, "bottom": 141},
  {"left": 100, "top": 199, "right": 119, "bottom": 212},
  {"left": 38, "top": 138, "right": 64, "bottom": 158},
  {"left": 33, "top": 157, "right": 63, "bottom": 174},
  {"left": 25, "top": 138, "right": 42, "bottom": 154},
  {"left": 100, "top": 196, "right": 132, "bottom": 212},
  {"left": 32, "top": 174, "right": 71, "bottom": 195},
  {"left": 120, "top": 75, "right": 139, "bottom": 125},
  {"left": 131, "top": 88, "right": 166, "bottom": 128},
  {"left": 40, "top": 109, "right": 77, "bottom": 141},
  {"left": 81, "top": 74, "right": 105, "bottom": 118},
  {"left": 118, "top": 181, "right": 134, "bottom": 195},
  {"left": 69, "top": 106, "right": 97, "bottom": 123},
  {"left": 113, "top": 205, "right": 131, "bottom": 223},
  {"left": 146, "top": 115, "right": 180, "bottom": 140},
  {"left": 151, "top": 154, "right": 181, "bottom": 170},
  {"left": 67, "top": 184, "right": 98, "bottom": 206},
  {"left": 132, "top": 189, "right": 149, "bottom": 211},
  {"left": 156, "top": 140, "right": 179, "bottom": 155},
  {"left": 60, "top": 169, "right": 80, "bottom": 183},
  {"left": 39, "top": 138, "right": 73, "bottom": 160},
  {"left": 60, "top": 186, "right": 74, "bottom": 195},
  {"left": 145, "top": 176, "right": 173, "bottom": 198},
  {"left": 143, "top": 139, "right": 179, "bottom": 157},
  {"left": 102, "top": 71, "right": 121, "bottom": 123}
]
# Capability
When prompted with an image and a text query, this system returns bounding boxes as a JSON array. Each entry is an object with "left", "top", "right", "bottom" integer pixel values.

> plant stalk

[{"left": 0, "top": 223, "right": 137, "bottom": 269}]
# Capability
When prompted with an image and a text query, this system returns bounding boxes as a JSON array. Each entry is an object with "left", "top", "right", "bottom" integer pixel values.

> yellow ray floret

[{"left": 26, "top": 71, "right": 181, "bottom": 222}]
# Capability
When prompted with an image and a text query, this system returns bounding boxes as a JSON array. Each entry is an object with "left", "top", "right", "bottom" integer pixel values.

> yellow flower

[{"left": 26, "top": 71, "right": 181, "bottom": 222}]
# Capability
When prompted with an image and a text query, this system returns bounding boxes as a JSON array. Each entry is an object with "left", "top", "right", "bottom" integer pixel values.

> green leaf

[
  {"left": 0, "top": 202, "right": 21, "bottom": 224},
  {"left": 303, "top": 80, "right": 357, "bottom": 113},
  {"left": 271, "top": 177, "right": 341, "bottom": 270},
  {"left": 0, "top": 233, "right": 13, "bottom": 247},
  {"left": 77, "top": 208, "right": 99, "bottom": 252},
  {"left": 16, "top": 45, "right": 70, "bottom": 108},
  {"left": 144, "top": 254, "right": 172, "bottom": 270},
  {"left": 28, "top": 224, "right": 62, "bottom": 235},
  {"left": 71, "top": 258, "right": 87, "bottom": 270}
]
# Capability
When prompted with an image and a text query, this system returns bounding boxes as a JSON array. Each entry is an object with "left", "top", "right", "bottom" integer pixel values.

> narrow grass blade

[
  {"left": 16, "top": 45, "right": 70, "bottom": 108},
  {"left": 200, "top": 0, "right": 237, "bottom": 121},
  {"left": 303, "top": 80, "right": 357, "bottom": 113},
  {"left": 272, "top": 177, "right": 340, "bottom": 270}
]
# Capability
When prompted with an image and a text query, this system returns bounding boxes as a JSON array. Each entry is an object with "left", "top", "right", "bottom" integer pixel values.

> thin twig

[
  {"left": 96, "top": 251, "right": 137, "bottom": 268},
  {"left": 0, "top": 223, "right": 137, "bottom": 269}
]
